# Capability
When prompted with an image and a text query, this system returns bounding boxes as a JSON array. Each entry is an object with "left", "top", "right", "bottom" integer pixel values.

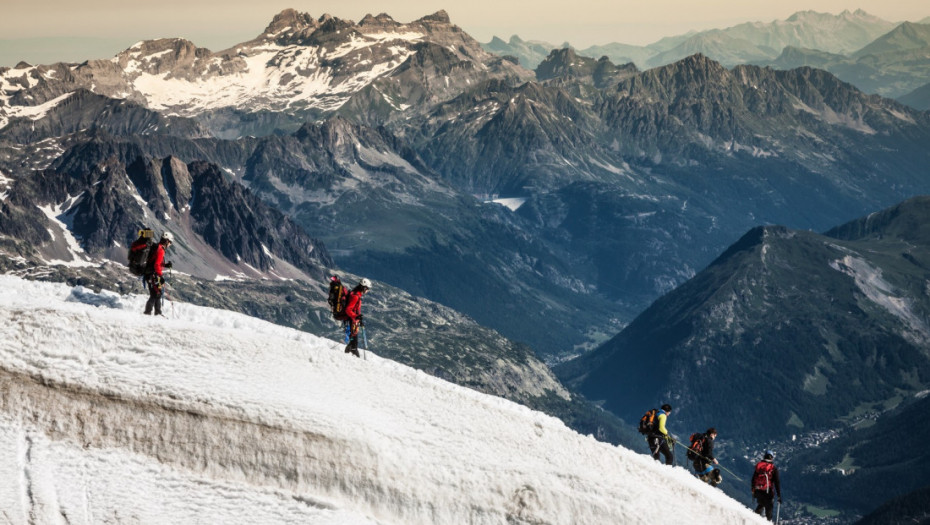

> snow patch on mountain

[
  {"left": 35, "top": 196, "right": 97, "bottom": 268},
  {"left": 0, "top": 275, "right": 765, "bottom": 524},
  {"left": 113, "top": 21, "right": 431, "bottom": 118},
  {"left": 0, "top": 90, "right": 75, "bottom": 130},
  {"left": 0, "top": 169, "right": 11, "bottom": 201},
  {"left": 491, "top": 197, "right": 528, "bottom": 211}
]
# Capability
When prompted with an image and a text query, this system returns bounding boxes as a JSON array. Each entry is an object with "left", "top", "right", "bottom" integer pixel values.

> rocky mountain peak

[
  {"left": 358, "top": 13, "right": 399, "bottom": 28},
  {"left": 262, "top": 8, "right": 318, "bottom": 37},
  {"left": 417, "top": 10, "right": 451, "bottom": 24},
  {"left": 535, "top": 48, "right": 581, "bottom": 80}
]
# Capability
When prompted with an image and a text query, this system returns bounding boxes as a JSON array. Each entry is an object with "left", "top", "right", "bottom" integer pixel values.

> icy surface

[{"left": 0, "top": 275, "right": 764, "bottom": 524}]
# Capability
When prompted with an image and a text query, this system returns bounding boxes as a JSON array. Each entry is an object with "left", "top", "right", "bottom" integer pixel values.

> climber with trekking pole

[
  {"left": 751, "top": 450, "right": 782, "bottom": 522},
  {"left": 342, "top": 278, "right": 371, "bottom": 358},
  {"left": 143, "top": 231, "right": 174, "bottom": 317}
]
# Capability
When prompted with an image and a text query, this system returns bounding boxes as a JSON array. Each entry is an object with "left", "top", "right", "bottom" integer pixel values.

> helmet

[
  {"left": 763, "top": 450, "right": 775, "bottom": 460},
  {"left": 359, "top": 278, "right": 372, "bottom": 289},
  {"left": 161, "top": 231, "right": 174, "bottom": 243}
]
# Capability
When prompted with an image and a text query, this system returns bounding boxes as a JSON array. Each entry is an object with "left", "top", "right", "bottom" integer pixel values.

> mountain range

[
  {"left": 3, "top": 8, "right": 930, "bottom": 523},
  {"left": 485, "top": 10, "right": 898, "bottom": 69},
  {"left": 483, "top": 10, "right": 930, "bottom": 101}
]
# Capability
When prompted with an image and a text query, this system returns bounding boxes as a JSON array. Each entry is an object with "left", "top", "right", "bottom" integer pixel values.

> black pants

[
  {"left": 648, "top": 435, "right": 674, "bottom": 465},
  {"left": 754, "top": 490, "right": 776, "bottom": 521},
  {"left": 144, "top": 275, "right": 163, "bottom": 315}
]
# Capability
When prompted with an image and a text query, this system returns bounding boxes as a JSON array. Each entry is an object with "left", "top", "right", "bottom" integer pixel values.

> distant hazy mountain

[
  {"left": 647, "top": 9, "right": 897, "bottom": 68},
  {"left": 480, "top": 9, "right": 899, "bottom": 70},
  {"left": 483, "top": 35, "right": 556, "bottom": 69},
  {"left": 899, "top": 81, "right": 930, "bottom": 109},
  {"left": 574, "top": 43, "right": 655, "bottom": 69},
  {"left": 852, "top": 21, "right": 930, "bottom": 57},
  {"left": 728, "top": 9, "right": 896, "bottom": 56},
  {"left": 771, "top": 22, "right": 930, "bottom": 98},
  {"left": 644, "top": 31, "right": 775, "bottom": 68}
]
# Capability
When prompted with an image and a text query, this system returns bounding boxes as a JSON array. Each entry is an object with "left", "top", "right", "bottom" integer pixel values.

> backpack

[
  {"left": 328, "top": 275, "right": 349, "bottom": 320},
  {"left": 128, "top": 229, "right": 154, "bottom": 276},
  {"left": 752, "top": 461, "right": 775, "bottom": 493},
  {"left": 638, "top": 408, "right": 659, "bottom": 434},
  {"left": 687, "top": 433, "right": 705, "bottom": 461}
]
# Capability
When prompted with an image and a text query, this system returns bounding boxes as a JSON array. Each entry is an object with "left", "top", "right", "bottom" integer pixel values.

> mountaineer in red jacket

[
  {"left": 343, "top": 278, "right": 371, "bottom": 357},
  {"left": 143, "top": 232, "right": 174, "bottom": 316}
]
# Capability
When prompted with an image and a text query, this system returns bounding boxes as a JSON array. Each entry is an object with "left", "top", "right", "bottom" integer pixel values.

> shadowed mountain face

[
  {"left": 0, "top": 140, "right": 333, "bottom": 281},
  {"left": 557, "top": 197, "right": 930, "bottom": 441},
  {"left": 898, "top": 81, "right": 930, "bottom": 110},
  {"left": 554, "top": 196, "right": 930, "bottom": 520}
]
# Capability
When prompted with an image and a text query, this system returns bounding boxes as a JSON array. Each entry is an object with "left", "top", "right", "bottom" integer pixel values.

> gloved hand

[
  {"left": 778, "top": 497, "right": 782, "bottom": 503},
  {"left": 164, "top": 261, "right": 173, "bottom": 269}
]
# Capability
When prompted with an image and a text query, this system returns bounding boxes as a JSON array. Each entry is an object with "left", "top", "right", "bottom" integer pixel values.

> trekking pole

[
  {"left": 162, "top": 274, "right": 174, "bottom": 319},
  {"left": 775, "top": 501, "right": 780, "bottom": 524},
  {"left": 168, "top": 269, "right": 175, "bottom": 318},
  {"left": 361, "top": 326, "right": 368, "bottom": 360}
]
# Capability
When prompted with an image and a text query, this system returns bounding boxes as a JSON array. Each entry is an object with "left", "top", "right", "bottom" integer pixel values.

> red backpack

[
  {"left": 752, "top": 461, "right": 775, "bottom": 492},
  {"left": 687, "top": 433, "right": 705, "bottom": 461}
]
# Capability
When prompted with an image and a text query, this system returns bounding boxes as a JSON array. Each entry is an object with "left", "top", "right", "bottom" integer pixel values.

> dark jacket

[{"left": 703, "top": 435, "right": 715, "bottom": 462}]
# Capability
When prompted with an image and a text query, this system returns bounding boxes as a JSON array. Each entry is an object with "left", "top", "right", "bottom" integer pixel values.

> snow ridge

[{"left": 0, "top": 276, "right": 764, "bottom": 524}]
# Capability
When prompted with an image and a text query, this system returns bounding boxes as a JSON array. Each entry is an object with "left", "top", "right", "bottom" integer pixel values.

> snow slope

[{"left": 0, "top": 275, "right": 765, "bottom": 524}]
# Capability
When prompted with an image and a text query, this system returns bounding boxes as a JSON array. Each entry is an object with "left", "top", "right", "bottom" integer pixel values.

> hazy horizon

[{"left": 1, "top": 1, "right": 929, "bottom": 67}]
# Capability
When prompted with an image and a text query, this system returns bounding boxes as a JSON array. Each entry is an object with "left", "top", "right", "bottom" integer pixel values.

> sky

[
  {"left": 1, "top": 0, "right": 929, "bottom": 66},
  {"left": 0, "top": 274, "right": 769, "bottom": 524}
]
